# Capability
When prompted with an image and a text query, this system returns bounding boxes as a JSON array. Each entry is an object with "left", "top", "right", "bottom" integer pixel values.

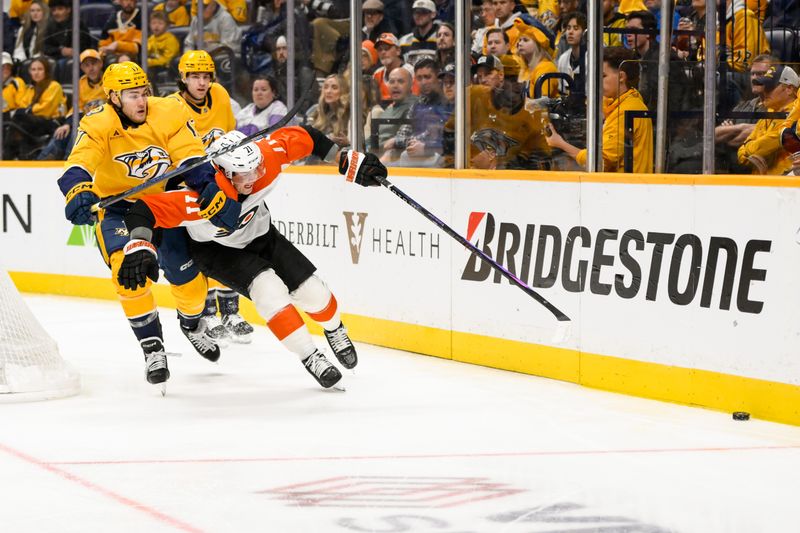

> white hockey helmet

[{"left": 210, "top": 131, "right": 265, "bottom": 192}]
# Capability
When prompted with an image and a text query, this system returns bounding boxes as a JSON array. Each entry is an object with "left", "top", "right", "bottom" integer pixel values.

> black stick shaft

[
  {"left": 97, "top": 90, "right": 311, "bottom": 210},
  {"left": 377, "top": 176, "right": 571, "bottom": 322}
]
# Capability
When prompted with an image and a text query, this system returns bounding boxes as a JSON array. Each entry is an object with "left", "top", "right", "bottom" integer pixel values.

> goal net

[{"left": 0, "top": 269, "right": 80, "bottom": 402}]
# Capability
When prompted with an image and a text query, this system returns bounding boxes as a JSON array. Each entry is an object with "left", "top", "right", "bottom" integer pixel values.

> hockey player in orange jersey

[{"left": 118, "top": 126, "right": 387, "bottom": 389}]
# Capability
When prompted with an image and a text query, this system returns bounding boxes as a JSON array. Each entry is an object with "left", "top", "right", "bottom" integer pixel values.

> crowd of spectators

[{"left": 0, "top": 0, "right": 798, "bottom": 175}]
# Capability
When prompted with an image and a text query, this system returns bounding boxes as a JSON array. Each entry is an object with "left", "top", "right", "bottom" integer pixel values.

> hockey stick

[
  {"left": 374, "top": 175, "right": 571, "bottom": 322},
  {"left": 95, "top": 89, "right": 313, "bottom": 210}
]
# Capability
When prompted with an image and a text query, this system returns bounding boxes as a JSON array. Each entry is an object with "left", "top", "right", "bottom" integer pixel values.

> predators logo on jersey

[
  {"left": 471, "top": 128, "right": 520, "bottom": 157},
  {"left": 202, "top": 127, "right": 225, "bottom": 148},
  {"left": 114, "top": 146, "right": 171, "bottom": 180}
]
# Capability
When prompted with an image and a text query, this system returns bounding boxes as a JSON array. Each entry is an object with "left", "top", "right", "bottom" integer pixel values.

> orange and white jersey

[{"left": 141, "top": 126, "right": 317, "bottom": 249}]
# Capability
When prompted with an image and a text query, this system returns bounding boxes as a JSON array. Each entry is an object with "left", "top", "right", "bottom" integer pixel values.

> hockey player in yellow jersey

[
  {"left": 169, "top": 49, "right": 254, "bottom": 345},
  {"left": 56, "top": 62, "right": 237, "bottom": 392}
]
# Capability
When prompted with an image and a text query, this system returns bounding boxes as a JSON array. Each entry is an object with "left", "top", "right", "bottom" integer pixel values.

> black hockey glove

[
  {"left": 339, "top": 150, "right": 386, "bottom": 187},
  {"left": 64, "top": 182, "right": 99, "bottom": 226},
  {"left": 118, "top": 239, "right": 159, "bottom": 290},
  {"left": 197, "top": 182, "right": 242, "bottom": 232}
]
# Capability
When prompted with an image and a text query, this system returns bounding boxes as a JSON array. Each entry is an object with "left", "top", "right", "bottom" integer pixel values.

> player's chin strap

[
  {"left": 91, "top": 88, "right": 313, "bottom": 212},
  {"left": 373, "top": 173, "right": 571, "bottom": 322}
]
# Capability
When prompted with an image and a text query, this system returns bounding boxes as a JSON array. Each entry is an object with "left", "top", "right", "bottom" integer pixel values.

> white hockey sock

[{"left": 291, "top": 275, "right": 341, "bottom": 331}]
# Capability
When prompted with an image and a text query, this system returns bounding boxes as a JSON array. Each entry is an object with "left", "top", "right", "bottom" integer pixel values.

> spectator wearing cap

[
  {"left": 306, "top": 0, "right": 350, "bottom": 75},
  {"left": 474, "top": 54, "right": 505, "bottom": 90},
  {"left": 369, "top": 66, "right": 417, "bottom": 156},
  {"left": 439, "top": 62, "right": 456, "bottom": 105},
  {"left": 99, "top": 0, "right": 143, "bottom": 59},
  {"left": 42, "top": 0, "right": 91, "bottom": 60},
  {"left": 362, "top": 0, "right": 398, "bottom": 43},
  {"left": 148, "top": 11, "right": 180, "bottom": 72},
  {"left": 435, "top": 23, "right": 455, "bottom": 66},
  {"left": 37, "top": 49, "right": 106, "bottom": 160},
  {"left": 547, "top": 47, "right": 652, "bottom": 173},
  {"left": 373, "top": 32, "right": 417, "bottom": 102},
  {"left": 2, "top": 52, "right": 25, "bottom": 114},
  {"left": 362, "top": 40, "right": 379, "bottom": 75},
  {"left": 737, "top": 65, "right": 800, "bottom": 175},
  {"left": 399, "top": 0, "right": 440, "bottom": 66},
  {"left": 185, "top": 0, "right": 242, "bottom": 52},
  {"left": 153, "top": 0, "right": 191, "bottom": 28},
  {"left": 514, "top": 18, "right": 559, "bottom": 99},
  {"left": 393, "top": 58, "right": 450, "bottom": 167},
  {"left": 13, "top": 0, "right": 49, "bottom": 63}
]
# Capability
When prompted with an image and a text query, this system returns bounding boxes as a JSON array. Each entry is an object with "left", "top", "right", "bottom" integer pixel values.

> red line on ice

[{"left": 0, "top": 442, "right": 206, "bottom": 533}]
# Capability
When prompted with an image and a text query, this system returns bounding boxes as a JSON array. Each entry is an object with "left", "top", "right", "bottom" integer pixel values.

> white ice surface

[{"left": 1, "top": 294, "right": 799, "bottom": 533}]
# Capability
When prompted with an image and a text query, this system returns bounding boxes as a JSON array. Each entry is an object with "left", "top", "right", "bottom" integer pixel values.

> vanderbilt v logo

[{"left": 342, "top": 211, "right": 368, "bottom": 264}]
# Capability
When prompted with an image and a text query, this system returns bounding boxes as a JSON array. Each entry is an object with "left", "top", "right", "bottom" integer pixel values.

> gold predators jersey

[
  {"left": 169, "top": 83, "right": 236, "bottom": 148},
  {"left": 66, "top": 96, "right": 206, "bottom": 200}
]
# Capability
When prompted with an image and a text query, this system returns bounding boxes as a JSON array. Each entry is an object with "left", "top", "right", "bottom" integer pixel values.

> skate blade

[
  {"left": 329, "top": 384, "right": 346, "bottom": 392},
  {"left": 159, "top": 383, "right": 167, "bottom": 397}
]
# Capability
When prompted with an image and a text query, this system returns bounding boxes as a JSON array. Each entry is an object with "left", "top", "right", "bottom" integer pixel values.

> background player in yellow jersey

[
  {"left": 169, "top": 49, "right": 255, "bottom": 345},
  {"left": 56, "top": 62, "right": 239, "bottom": 391}
]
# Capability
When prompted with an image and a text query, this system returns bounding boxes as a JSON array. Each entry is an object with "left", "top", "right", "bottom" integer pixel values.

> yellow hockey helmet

[
  {"left": 102, "top": 61, "right": 149, "bottom": 97},
  {"left": 178, "top": 50, "right": 216, "bottom": 80}
]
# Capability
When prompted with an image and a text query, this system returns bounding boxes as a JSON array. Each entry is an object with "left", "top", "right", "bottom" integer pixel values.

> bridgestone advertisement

[{"left": 3, "top": 167, "right": 799, "bottom": 389}]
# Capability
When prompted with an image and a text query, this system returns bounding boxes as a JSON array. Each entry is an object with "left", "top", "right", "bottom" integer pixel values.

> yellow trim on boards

[{"left": 10, "top": 271, "right": 800, "bottom": 427}]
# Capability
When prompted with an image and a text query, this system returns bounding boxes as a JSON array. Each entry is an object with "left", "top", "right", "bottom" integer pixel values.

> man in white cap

[
  {"left": 362, "top": 0, "right": 397, "bottom": 43},
  {"left": 738, "top": 65, "right": 800, "bottom": 175},
  {"left": 399, "top": 0, "right": 440, "bottom": 65},
  {"left": 2, "top": 52, "right": 24, "bottom": 113}
]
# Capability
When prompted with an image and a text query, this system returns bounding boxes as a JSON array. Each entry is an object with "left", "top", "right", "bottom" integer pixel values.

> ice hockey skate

[
  {"left": 202, "top": 314, "right": 230, "bottom": 347},
  {"left": 142, "top": 338, "right": 169, "bottom": 396},
  {"left": 181, "top": 319, "right": 221, "bottom": 363},
  {"left": 223, "top": 313, "right": 254, "bottom": 344},
  {"left": 324, "top": 323, "right": 357, "bottom": 369},
  {"left": 302, "top": 350, "right": 343, "bottom": 389}
]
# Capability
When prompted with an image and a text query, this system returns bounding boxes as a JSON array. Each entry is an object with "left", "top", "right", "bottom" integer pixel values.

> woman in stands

[
  {"left": 306, "top": 74, "right": 351, "bottom": 149},
  {"left": 4, "top": 57, "right": 65, "bottom": 159},
  {"left": 13, "top": 0, "right": 50, "bottom": 62},
  {"left": 514, "top": 18, "right": 559, "bottom": 99},
  {"left": 236, "top": 75, "right": 288, "bottom": 135}
]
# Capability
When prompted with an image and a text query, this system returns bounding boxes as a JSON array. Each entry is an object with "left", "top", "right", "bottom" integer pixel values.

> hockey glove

[
  {"left": 197, "top": 182, "right": 242, "bottom": 232},
  {"left": 118, "top": 239, "right": 159, "bottom": 290},
  {"left": 64, "top": 182, "right": 99, "bottom": 226},
  {"left": 339, "top": 150, "right": 386, "bottom": 187}
]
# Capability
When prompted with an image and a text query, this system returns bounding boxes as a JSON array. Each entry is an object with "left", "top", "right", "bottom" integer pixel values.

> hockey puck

[{"left": 732, "top": 411, "right": 750, "bottom": 421}]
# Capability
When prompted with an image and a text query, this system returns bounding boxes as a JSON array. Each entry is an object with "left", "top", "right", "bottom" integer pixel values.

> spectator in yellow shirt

[
  {"left": 738, "top": 65, "right": 800, "bottom": 175},
  {"left": 699, "top": 0, "right": 770, "bottom": 73},
  {"left": 148, "top": 11, "right": 180, "bottom": 72},
  {"left": 514, "top": 18, "right": 559, "bottom": 99},
  {"left": 2, "top": 52, "right": 25, "bottom": 113},
  {"left": 153, "top": 0, "right": 191, "bottom": 27},
  {"left": 5, "top": 57, "right": 65, "bottom": 158},
  {"left": 99, "top": 0, "right": 143, "bottom": 59},
  {"left": 546, "top": 46, "right": 653, "bottom": 173}
]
